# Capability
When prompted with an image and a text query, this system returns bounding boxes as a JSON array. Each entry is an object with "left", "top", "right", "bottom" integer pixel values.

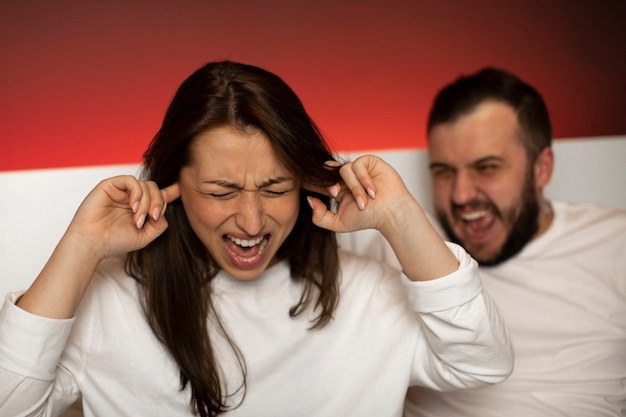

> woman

[{"left": 0, "top": 61, "right": 513, "bottom": 417}]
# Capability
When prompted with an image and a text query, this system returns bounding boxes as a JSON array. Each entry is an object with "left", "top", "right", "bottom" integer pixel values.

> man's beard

[{"left": 437, "top": 171, "right": 540, "bottom": 266}]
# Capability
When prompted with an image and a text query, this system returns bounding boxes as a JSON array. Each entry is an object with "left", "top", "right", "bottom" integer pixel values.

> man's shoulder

[
  {"left": 553, "top": 200, "right": 626, "bottom": 229},
  {"left": 518, "top": 200, "right": 626, "bottom": 260}
]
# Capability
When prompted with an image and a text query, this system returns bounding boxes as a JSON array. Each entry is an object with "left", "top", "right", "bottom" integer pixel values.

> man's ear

[{"left": 534, "top": 146, "right": 554, "bottom": 189}]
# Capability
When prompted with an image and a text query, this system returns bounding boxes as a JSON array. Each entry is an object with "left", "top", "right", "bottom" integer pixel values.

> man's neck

[{"left": 534, "top": 198, "right": 554, "bottom": 239}]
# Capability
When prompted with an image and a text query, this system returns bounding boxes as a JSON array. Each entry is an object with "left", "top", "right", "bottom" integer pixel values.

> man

[{"left": 377, "top": 68, "right": 626, "bottom": 416}]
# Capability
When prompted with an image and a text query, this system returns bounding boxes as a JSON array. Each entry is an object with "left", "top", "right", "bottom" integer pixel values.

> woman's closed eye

[
  {"left": 208, "top": 191, "right": 237, "bottom": 199},
  {"left": 201, "top": 188, "right": 293, "bottom": 199},
  {"left": 260, "top": 189, "right": 290, "bottom": 197}
]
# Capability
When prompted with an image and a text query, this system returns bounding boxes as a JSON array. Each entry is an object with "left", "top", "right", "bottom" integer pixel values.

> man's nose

[{"left": 451, "top": 171, "right": 477, "bottom": 205}]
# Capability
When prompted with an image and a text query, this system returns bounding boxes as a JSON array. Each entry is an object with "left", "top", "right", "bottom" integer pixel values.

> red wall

[{"left": 1, "top": 0, "right": 625, "bottom": 171}]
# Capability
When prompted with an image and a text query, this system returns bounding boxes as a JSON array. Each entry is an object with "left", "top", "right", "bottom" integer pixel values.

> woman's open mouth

[{"left": 224, "top": 234, "right": 270, "bottom": 267}]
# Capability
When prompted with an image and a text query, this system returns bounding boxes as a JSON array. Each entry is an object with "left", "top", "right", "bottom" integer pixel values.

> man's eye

[
  {"left": 431, "top": 168, "right": 453, "bottom": 178},
  {"left": 477, "top": 164, "right": 498, "bottom": 173}
]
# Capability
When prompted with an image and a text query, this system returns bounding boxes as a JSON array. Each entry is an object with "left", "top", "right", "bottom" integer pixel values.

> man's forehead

[{"left": 428, "top": 103, "right": 523, "bottom": 159}]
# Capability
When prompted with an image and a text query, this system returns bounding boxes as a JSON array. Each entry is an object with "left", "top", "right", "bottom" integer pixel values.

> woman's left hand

[
  {"left": 305, "top": 155, "right": 414, "bottom": 235},
  {"left": 305, "top": 154, "right": 459, "bottom": 282}
]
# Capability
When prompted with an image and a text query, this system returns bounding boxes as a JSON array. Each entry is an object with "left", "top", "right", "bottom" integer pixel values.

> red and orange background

[{"left": 2, "top": 0, "right": 625, "bottom": 172}]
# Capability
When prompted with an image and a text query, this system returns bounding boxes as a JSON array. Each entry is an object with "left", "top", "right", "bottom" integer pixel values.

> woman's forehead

[{"left": 185, "top": 127, "right": 296, "bottom": 183}]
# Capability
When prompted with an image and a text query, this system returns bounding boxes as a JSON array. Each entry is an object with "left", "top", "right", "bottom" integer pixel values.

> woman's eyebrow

[
  {"left": 258, "top": 177, "right": 294, "bottom": 187},
  {"left": 200, "top": 177, "right": 294, "bottom": 188},
  {"left": 200, "top": 179, "right": 240, "bottom": 188}
]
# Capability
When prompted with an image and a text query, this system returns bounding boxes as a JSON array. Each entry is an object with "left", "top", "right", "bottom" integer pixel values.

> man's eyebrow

[
  {"left": 429, "top": 155, "right": 505, "bottom": 170},
  {"left": 471, "top": 156, "right": 505, "bottom": 166},
  {"left": 429, "top": 161, "right": 453, "bottom": 170}
]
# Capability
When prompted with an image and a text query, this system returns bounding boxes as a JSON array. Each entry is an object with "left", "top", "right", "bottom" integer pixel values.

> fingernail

[
  {"left": 329, "top": 184, "right": 339, "bottom": 198},
  {"left": 132, "top": 201, "right": 139, "bottom": 213},
  {"left": 152, "top": 207, "right": 161, "bottom": 221},
  {"left": 306, "top": 196, "right": 315, "bottom": 210},
  {"left": 356, "top": 195, "right": 366, "bottom": 210},
  {"left": 161, "top": 203, "right": 167, "bottom": 216},
  {"left": 367, "top": 188, "right": 376, "bottom": 199},
  {"left": 136, "top": 214, "right": 146, "bottom": 228}
]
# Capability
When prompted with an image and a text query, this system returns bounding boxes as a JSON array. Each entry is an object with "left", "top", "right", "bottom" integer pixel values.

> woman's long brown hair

[{"left": 125, "top": 61, "right": 342, "bottom": 416}]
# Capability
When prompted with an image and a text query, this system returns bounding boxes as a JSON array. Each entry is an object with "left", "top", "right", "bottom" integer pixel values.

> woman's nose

[{"left": 235, "top": 191, "right": 265, "bottom": 235}]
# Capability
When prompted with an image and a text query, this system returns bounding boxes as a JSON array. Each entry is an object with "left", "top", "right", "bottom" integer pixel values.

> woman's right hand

[
  {"left": 67, "top": 175, "right": 180, "bottom": 261},
  {"left": 16, "top": 176, "right": 180, "bottom": 319}
]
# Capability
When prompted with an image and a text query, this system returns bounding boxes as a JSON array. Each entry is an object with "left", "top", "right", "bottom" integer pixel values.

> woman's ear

[{"left": 534, "top": 146, "right": 554, "bottom": 189}]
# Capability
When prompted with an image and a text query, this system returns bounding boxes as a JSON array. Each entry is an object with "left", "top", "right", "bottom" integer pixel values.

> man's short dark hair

[{"left": 427, "top": 67, "right": 552, "bottom": 162}]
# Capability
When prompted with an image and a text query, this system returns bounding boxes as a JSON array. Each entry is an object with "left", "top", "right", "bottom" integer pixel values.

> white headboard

[{"left": 1, "top": 136, "right": 624, "bottom": 306}]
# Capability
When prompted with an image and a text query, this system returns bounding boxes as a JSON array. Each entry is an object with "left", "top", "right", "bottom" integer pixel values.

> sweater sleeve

[
  {"left": 0, "top": 292, "right": 80, "bottom": 416},
  {"left": 403, "top": 242, "right": 514, "bottom": 390}
]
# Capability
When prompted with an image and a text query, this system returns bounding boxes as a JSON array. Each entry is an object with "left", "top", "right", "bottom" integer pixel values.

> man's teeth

[
  {"left": 461, "top": 210, "right": 488, "bottom": 221},
  {"left": 229, "top": 236, "right": 264, "bottom": 248}
]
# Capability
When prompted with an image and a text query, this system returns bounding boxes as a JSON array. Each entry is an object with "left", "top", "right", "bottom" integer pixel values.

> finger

[
  {"left": 149, "top": 182, "right": 169, "bottom": 221},
  {"left": 134, "top": 182, "right": 173, "bottom": 243},
  {"left": 324, "top": 160, "right": 343, "bottom": 168},
  {"left": 132, "top": 182, "right": 149, "bottom": 228},
  {"left": 339, "top": 162, "right": 369, "bottom": 210},
  {"left": 142, "top": 209, "right": 170, "bottom": 242},
  {"left": 133, "top": 181, "right": 164, "bottom": 227},
  {"left": 155, "top": 182, "right": 181, "bottom": 218},
  {"left": 161, "top": 183, "right": 181, "bottom": 204},
  {"left": 351, "top": 157, "right": 377, "bottom": 199},
  {"left": 307, "top": 196, "right": 335, "bottom": 231},
  {"left": 102, "top": 176, "right": 141, "bottom": 212}
]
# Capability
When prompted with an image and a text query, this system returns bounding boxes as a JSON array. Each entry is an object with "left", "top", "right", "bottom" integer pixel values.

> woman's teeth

[{"left": 229, "top": 236, "right": 265, "bottom": 248}]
